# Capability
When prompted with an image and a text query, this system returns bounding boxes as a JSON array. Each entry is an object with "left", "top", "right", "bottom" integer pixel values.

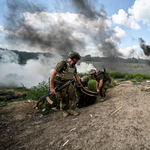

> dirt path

[{"left": 1, "top": 80, "right": 150, "bottom": 150}]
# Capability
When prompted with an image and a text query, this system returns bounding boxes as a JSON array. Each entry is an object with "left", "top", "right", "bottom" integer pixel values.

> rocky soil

[{"left": 1, "top": 80, "right": 150, "bottom": 150}]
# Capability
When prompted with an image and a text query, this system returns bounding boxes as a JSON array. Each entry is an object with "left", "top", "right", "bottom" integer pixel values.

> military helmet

[
  {"left": 89, "top": 69, "right": 96, "bottom": 75},
  {"left": 68, "top": 51, "right": 81, "bottom": 60},
  {"left": 81, "top": 76, "right": 89, "bottom": 82}
]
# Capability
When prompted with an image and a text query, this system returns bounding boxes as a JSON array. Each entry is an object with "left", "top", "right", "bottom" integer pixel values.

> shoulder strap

[
  {"left": 62, "top": 60, "right": 68, "bottom": 71},
  {"left": 98, "top": 71, "right": 104, "bottom": 76}
]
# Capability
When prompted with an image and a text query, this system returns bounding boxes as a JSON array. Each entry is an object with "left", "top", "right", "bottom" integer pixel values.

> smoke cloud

[
  {"left": 70, "top": 0, "right": 123, "bottom": 58},
  {"left": 4, "top": 0, "right": 123, "bottom": 57},
  {"left": 0, "top": 49, "right": 63, "bottom": 88},
  {"left": 4, "top": 0, "right": 85, "bottom": 54},
  {"left": 139, "top": 38, "right": 150, "bottom": 56},
  {"left": 1, "top": 0, "right": 127, "bottom": 87}
]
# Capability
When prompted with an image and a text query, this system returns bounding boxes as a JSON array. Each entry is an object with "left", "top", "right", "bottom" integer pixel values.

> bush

[
  {"left": 109, "top": 78, "right": 117, "bottom": 88},
  {"left": 109, "top": 72, "right": 127, "bottom": 78},
  {"left": 77, "top": 73, "right": 93, "bottom": 80},
  {"left": 88, "top": 80, "right": 96, "bottom": 90},
  {"left": 26, "top": 81, "right": 59, "bottom": 114},
  {"left": 26, "top": 81, "right": 50, "bottom": 100},
  {"left": 135, "top": 76, "right": 143, "bottom": 82}
]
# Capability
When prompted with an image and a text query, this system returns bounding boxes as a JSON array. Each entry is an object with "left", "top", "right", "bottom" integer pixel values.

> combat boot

[
  {"left": 62, "top": 110, "right": 69, "bottom": 117},
  {"left": 100, "top": 97, "right": 107, "bottom": 102},
  {"left": 32, "top": 100, "right": 40, "bottom": 109},
  {"left": 60, "top": 101, "right": 63, "bottom": 111},
  {"left": 70, "top": 110, "right": 79, "bottom": 116}
]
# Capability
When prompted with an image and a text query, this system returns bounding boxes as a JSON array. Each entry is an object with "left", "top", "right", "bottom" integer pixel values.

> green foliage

[
  {"left": 131, "top": 80, "right": 136, "bottom": 83},
  {"left": 0, "top": 102, "right": 7, "bottom": 107},
  {"left": 37, "top": 95, "right": 59, "bottom": 115},
  {"left": 109, "top": 71, "right": 127, "bottom": 78},
  {"left": 77, "top": 73, "right": 93, "bottom": 80},
  {"left": 109, "top": 78, "right": 117, "bottom": 88},
  {"left": 124, "top": 73, "right": 150, "bottom": 82},
  {"left": 26, "top": 81, "right": 49, "bottom": 100},
  {"left": 124, "top": 74, "right": 133, "bottom": 80},
  {"left": 141, "top": 88, "right": 146, "bottom": 91},
  {"left": 108, "top": 72, "right": 150, "bottom": 82},
  {"left": 26, "top": 81, "right": 59, "bottom": 115},
  {"left": 133, "top": 73, "right": 150, "bottom": 81},
  {"left": 0, "top": 91, "right": 14, "bottom": 96},
  {"left": 88, "top": 80, "right": 96, "bottom": 90},
  {"left": 0, "top": 98, "right": 25, "bottom": 107},
  {"left": 25, "top": 72, "right": 150, "bottom": 115},
  {"left": 142, "top": 74, "right": 150, "bottom": 79},
  {"left": 12, "top": 87, "right": 29, "bottom": 92},
  {"left": 135, "top": 76, "right": 143, "bottom": 82}
]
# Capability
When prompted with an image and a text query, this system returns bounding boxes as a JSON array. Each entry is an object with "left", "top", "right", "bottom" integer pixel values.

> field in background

[{"left": 81, "top": 61, "right": 150, "bottom": 75}]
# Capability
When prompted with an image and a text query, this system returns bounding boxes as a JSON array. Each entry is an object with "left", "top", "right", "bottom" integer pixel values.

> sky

[
  {"left": 0, "top": 0, "right": 150, "bottom": 58},
  {"left": 0, "top": 0, "right": 150, "bottom": 88}
]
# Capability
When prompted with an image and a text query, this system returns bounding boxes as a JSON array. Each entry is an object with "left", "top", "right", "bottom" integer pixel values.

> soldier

[
  {"left": 89, "top": 68, "right": 111, "bottom": 102},
  {"left": 50, "top": 51, "right": 83, "bottom": 117},
  {"left": 75, "top": 76, "right": 89, "bottom": 107}
]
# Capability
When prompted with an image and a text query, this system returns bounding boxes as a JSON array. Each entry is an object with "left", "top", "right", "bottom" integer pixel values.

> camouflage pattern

[
  {"left": 95, "top": 71, "right": 111, "bottom": 98},
  {"left": 54, "top": 61, "right": 77, "bottom": 111},
  {"left": 55, "top": 61, "right": 77, "bottom": 74},
  {"left": 81, "top": 76, "right": 89, "bottom": 83},
  {"left": 89, "top": 69, "right": 96, "bottom": 75},
  {"left": 75, "top": 78, "right": 89, "bottom": 107},
  {"left": 68, "top": 51, "right": 81, "bottom": 60},
  {"left": 55, "top": 83, "right": 76, "bottom": 110},
  {"left": 55, "top": 61, "right": 76, "bottom": 81},
  {"left": 75, "top": 78, "right": 88, "bottom": 96}
]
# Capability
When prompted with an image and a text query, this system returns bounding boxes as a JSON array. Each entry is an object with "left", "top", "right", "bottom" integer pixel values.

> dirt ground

[{"left": 1, "top": 80, "right": 150, "bottom": 150}]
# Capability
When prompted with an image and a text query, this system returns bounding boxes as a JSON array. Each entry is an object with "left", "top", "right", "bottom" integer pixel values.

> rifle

[{"left": 32, "top": 78, "right": 75, "bottom": 109}]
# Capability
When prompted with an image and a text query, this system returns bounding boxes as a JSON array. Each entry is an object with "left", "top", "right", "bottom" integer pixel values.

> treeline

[
  {"left": 13, "top": 50, "right": 53, "bottom": 65},
  {"left": 81, "top": 54, "right": 149, "bottom": 64},
  {"left": 0, "top": 48, "right": 53, "bottom": 65},
  {"left": 0, "top": 48, "right": 149, "bottom": 64}
]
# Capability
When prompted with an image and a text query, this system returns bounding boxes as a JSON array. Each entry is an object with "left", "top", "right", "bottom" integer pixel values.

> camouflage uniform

[
  {"left": 95, "top": 71, "right": 111, "bottom": 97},
  {"left": 54, "top": 60, "right": 77, "bottom": 111},
  {"left": 75, "top": 78, "right": 88, "bottom": 97},
  {"left": 75, "top": 78, "right": 88, "bottom": 107}
]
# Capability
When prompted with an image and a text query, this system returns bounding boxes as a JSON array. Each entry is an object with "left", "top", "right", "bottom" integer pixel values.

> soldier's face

[
  {"left": 91, "top": 73, "right": 96, "bottom": 78},
  {"left": 72, "top": 58, "right": 78, "bottom": 64}
]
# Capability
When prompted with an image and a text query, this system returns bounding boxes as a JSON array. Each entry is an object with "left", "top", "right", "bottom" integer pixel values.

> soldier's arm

[
  {"left": 96, "top": 81, "right": 99, "bottom": 93},
  {"left": 96, "top": 79, "right": 103, "bottom": 93},
  {"left": 50, "top": 70, "right": 59, "bottom": 94},
  {"left": 98, "top": 79, "right": 103, "bottom": 90},
  {"left": 74, "top": 73, "right": 83, "bottom": 87}
]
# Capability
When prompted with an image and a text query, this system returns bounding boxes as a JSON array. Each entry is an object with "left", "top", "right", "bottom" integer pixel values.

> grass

[{"left": 1, "top": 71, "right": 150, "bottom": 114}]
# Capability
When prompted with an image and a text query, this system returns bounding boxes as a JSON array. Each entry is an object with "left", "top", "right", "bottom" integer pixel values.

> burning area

[{"left": 1, "top": 0, "right": 143, "bottom": 88}]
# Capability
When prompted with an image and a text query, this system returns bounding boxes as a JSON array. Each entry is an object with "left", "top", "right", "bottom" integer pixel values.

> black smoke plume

[
  {"left": 70, "top": 0, "right": 122, "bottom": 58},
  {"left": 71, "top": 0, "right": 103, "bottom": 19},
  {"left": 139, "top": 38, "right": 150, "bottom": 56},
  {"left": 4, "top": 0, "right": 85, "bottom": 54}
]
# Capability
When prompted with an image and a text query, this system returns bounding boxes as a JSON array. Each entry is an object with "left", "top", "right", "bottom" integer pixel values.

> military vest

[
  {"left": 55, "top": 61, "right": 75, "bottom": 81},
  {"left": 97, "top": 70, "right": 109, "bottom": 82}
]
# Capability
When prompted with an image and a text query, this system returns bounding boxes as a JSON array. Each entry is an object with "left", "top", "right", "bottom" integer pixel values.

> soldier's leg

[
  {"left": 100, "top": 81, "right": 110, "bottom": 102},
  {"left": 55, "top": 88, "right": 69, "bottom": 117},
  {"left": 68, "top": 84, "right": 79, "bottom": 116},
  {"left": 100, "top": 87, "right": 106, "bottom": 97}
]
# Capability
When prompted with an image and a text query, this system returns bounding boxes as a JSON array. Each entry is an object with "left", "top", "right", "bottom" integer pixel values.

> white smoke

[
  {"left": 0, "top": 49, "right": 62, "bottom": 88},
  {"left": 76, "top": 62, "right": 96, "bottom": 73},
  {"left": 0, "top": 49, "right": 98, "bottom": 88}
]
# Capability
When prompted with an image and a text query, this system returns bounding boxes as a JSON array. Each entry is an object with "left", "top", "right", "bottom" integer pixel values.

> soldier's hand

[
  {"left": 81, "top": 84, "right": 83, "bottom": 87},
  {"left": 78, "top": 83, "right": 83, "bottom": 87},
  {"left": 79, "top": 83, "right": 83, "bottom": 87},
  {"left": 50, "top": 88, "right": 56, "bottom": 94},
  {"left": 97, "top": 89, "right": 100, "bottom": 93}
]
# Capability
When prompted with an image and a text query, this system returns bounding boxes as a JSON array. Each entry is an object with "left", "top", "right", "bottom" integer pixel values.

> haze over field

[{"left": 0, "top": 0, "right": 150, "bottom": 88}]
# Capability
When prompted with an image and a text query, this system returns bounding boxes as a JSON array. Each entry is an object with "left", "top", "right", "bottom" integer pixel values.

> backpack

[{"left": 97, "top": 68, "right": 109, "bottom": 82}]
